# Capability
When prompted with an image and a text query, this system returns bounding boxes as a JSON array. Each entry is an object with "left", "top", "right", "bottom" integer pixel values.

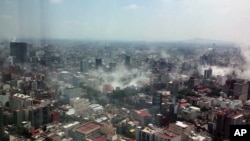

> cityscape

[{"left": 1, "top": 0, "right": 250, "bottom": 141}]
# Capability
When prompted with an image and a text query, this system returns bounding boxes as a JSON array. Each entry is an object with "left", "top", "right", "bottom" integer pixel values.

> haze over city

[
  {"left": 0, "top": 0, "right": 250, "bottom": 43},
  {"left": 2, "top": 1, "right": 250, "bottom": 141}
]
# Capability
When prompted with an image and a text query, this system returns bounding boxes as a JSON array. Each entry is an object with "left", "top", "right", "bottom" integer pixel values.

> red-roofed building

[
  {"left": 130, "top": 109, "right": 152, "bottom": 126},
  {"left": 87, "top": 135, "right": 107, "bottom": 141},
  {"left": 168, "top": 121, "right": 194, "bottom": 141},
  {"left": 46, "top": 133, "right": 61, "bottom": 141},
  {"left": 155, "top": 130, "right": 181, "bottom": 141},
  {"left": 73, "top": 122, "right": 102, "bottom": 141},
  {"left": 215, "top": 109, "right": 245, "bottom": 138},
  {"left": 136, "top": 126, "right": 181, "bottom": 141},
  {"left": 51, "top": 110, "right": 60, "bottom": 122}
]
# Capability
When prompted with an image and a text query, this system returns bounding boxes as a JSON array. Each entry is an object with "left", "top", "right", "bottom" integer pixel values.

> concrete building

[
  {"left": 188, "top": 77, "right": 200, "bottom": 90},
  {"left": 168, "top": 121, "right": 194, "bottom": 141},
  {"left": 197, "top": 98, "right": 211, "bottom": 109},
  {"left": 28, "top": 105, "right": 44, "bottom": 129},
  {"left": 140, "top": 127, "right": 156, "bottom": 141},
  {"left": 158, "top": 73, "right": 170, "bottom": 83},
  {"left": 214, "top": 109, "right": 244, "bottom": 138},
  {"left": 180, "top": 106, "right": 200, "bottom": 121},
  {"left": 155, "top": 130, "right": 181, "bottom": 141},
  {"left": 0, "top": 93, "right": 10, "bottom": 106},
  {"left": 89, "top": 104, "right": 104, "bottom": 113},
  {"left": 233, "top": 81, "right": 248, "bottom": 102},
  {"left": 242, "top": 100, "right": 250, "bottom": 110},
  {"left": 130, "top": 109, "right": 152, "bottom": 126},
  {"left": 155, "top": 113, "right": 169, "bottom": 127},
  {"left": 152, "top": 91, "right": 162, "bottom": 112},
  {"left": 73, "top": 122, "right": 102, "bottom": 141},
  {"left": 168, "top": 80, "right": 180, "bottom": 96},
  {"left": 219, "top": 99, "right": 242, "bottom": 110},
  {"left": 9, "top": 93, "right": 33, "bottom": 109},
  {"left": 0, "top": 102, "right": 4, "bottom": 141},
  {"left": 125, "top": 55, "right": 131, "bottom": 67},
  {"left": 107, "top": 134, "right": 118, "bottom": 141},
  {"left": 63, "top": 86, "right": 83, "bottom": 99},
  {"left": 70, "top": 97, "right": 89, "bottom": 115},
  {"left": 46, "top": 133, "right": 62, "bottom": 141},
  {"left": 109, "top": 62, "right": 116, "bottom": 72},
  {"left": 12, "top": 109, "right": 25, "bottom": 125},
  {"left": 63, "top": 121, "right": 80, "bottom": 137},
  {"left": 216, "top": 75, "right": 227, "bottom": 86},
  {"left": 80, "top": 60, "right": 88, "bottom": 73},
  {"left": 224, "top": 113, "right": 245, "bottom": 138},
  {"left": 95, "top": 58, "right": 102, "bottom": 70},
  {"left": 204, "top": 68, "right": 212, "bottom": 79},
  {"left": 186, "top": 131, "right": 212, "bottom": 141},
  {"left": 10, "top": 42, "right": 28, "bottom": 63},
  {"left": 136, "top": 125, "right": 181, "bottom": 141}
]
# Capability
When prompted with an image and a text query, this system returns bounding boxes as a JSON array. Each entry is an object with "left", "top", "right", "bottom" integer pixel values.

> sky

[{"left": 1, "top": 0, "right": 250, "bottom": 43}]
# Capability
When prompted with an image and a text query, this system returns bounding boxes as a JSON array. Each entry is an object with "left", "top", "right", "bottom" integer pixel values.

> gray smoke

[{"left": 87, "top": 64, "right": 151, "bottom": 91}]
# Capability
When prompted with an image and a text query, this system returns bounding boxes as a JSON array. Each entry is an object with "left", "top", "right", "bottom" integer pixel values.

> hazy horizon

[{"left": 1, "top": 0, "right": 250, "bottom": 44}]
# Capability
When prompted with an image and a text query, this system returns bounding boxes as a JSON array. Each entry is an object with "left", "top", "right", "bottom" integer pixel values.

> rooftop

[
  {"left": 176, "top": 121, "right": 188, "bottom": 128},
  {"left": 229, "top": 113, "right": 243, "bottom": 119},
  {"left": 156, "top": 130, "right": 180, "bottom": 140},
  {"left": 63, "top": 121, "right": 80, "bottom": 129},
  {"left": 75, "top": 122, "right": 101, "bottom": 135},
  {"left": 87, "top": 134, "right": 106, "bottom": 141},
  {"left": 12, "top": 93, "right": 32, "bottom": 99},
  {"left": 135, "top": 109, "right": 151, "bottom": 117}
]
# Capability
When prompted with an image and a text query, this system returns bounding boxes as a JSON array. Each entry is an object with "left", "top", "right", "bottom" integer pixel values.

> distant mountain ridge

[{"left": 180, "top": 38, "right": 235, "bottom": 45}]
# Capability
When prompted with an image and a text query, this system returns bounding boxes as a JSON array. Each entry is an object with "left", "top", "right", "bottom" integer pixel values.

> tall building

[
  {"left": 225, "top": 113, "right": 245, "bottom": 138},
  {"left": 215, "top": 109, "right": 230, "bottom": 137},
  {"left": 10, "top": 42, "right": 28, "bottom": 63},
  {"left": 136, "top": 126, "right": 142, "bottom": 141},
  {"left": 204, "top": 68, "right": 212, "bottom": 79},
  {"left": 0, "top": 102, "right": 8, "bottom": 141},
  {"left": 125, "top": 55, "right": 130, "bottom": 67},
  {"left": 155, "top": 114, "right": 169, "bottom": 127},
  {"left": 187, "top": 77, "right": 200, "bottom": 90},
  {"left": 0, "top": 102, "right": 4, "bottom": 141},
  {"left": 216, "top": 109, "right": 245, "bottom": 138},
  {"left": 130, "top": 109, "right": 152, "bottom": 126},
  {"left": 168, "top": 81, "right": 180, "bottom": 96},
  {"left": 152, "top": 92, "right": 162, "bottom": 111},
  {"left": 28, "top": 106, "right": 43, "bottom": 129},
  {"left": 42, "top": 106, "right": 51, "bottom": 124},
  {"left": 109, "top": 62, "right": 116, "bottom": 72},
  {"left": 80, "top": 60, "right": 88, "bottom": 72},
  {"left": 233, "top": 81, "right": 248, "bottom": 101},
  {"left": 9, "top": 94, "right": 33, "bottom": 109},
  {"left": 95, "top": 58, "right": 102, "bottom": 70}
]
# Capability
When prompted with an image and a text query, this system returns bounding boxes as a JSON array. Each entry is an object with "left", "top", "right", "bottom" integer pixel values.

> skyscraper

[
  {"left": 10, "top": 42, "right": 28, "bottom": 63},
  {"left": 80, "top": 60, "right": 88, "bottom": 72},
  {"left": 125, "top": 55, "right": 130, "bottom": 67},
  {"left": 233, "top": 81, "right": 249, "bottom": 102},
  {"left": 152, "top": 92, "right": 162, "bottom": 110},
  {"left": 204, "top": 68, "right": 212, "bottom": 79},
  {"left": 95, "top": 58, "right": 102, "bottom": 70}
]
